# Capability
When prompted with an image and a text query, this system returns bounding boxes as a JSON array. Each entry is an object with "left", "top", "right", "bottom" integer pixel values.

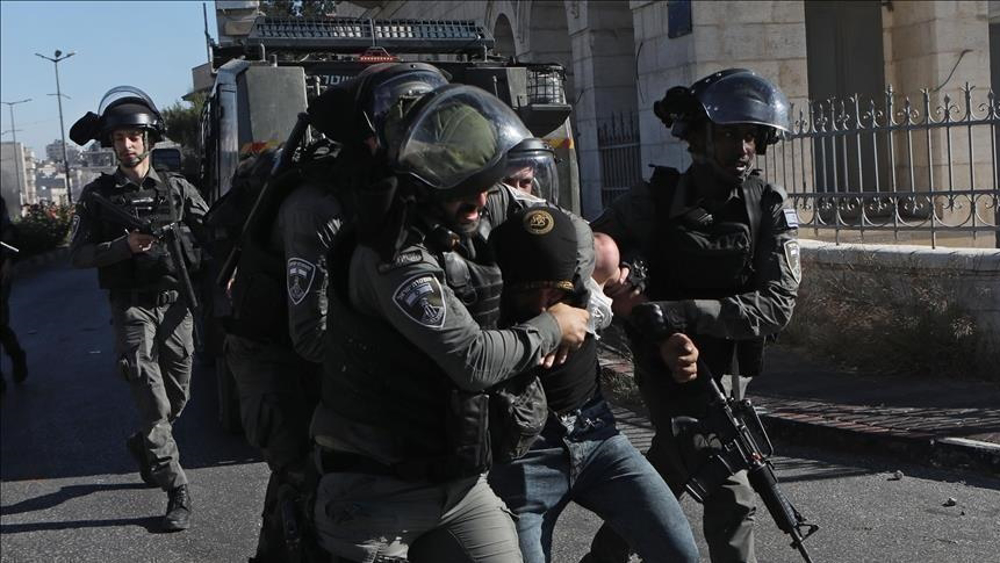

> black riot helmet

[
  {"left": 654, "top": 68, "right": 790, "bottom": 155},
  {"left": 503, "top": 138, "right": 560, "bottom": 204},
  {"left": 392, "top": 84, "right": 531, "bottom": 200},
  {"left": 70, "top": 86, "right": 165, "bottom": 149},
  {"left": 307, "top": 62, "right": 449, "bottom": 151}
]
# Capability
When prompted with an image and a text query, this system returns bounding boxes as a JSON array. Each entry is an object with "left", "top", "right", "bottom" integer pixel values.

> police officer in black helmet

[
  {"left": 69, "top": 86, "right": 208, "bottom": 532},
  {"left": 584, "top": 69, "right": 801, "bottom": 563},
  {"left": 221, "top": 61, "right": 450, "bottom": 562},
  {"left": 312, "top": 84, "right": 592, "bottom": 562}
]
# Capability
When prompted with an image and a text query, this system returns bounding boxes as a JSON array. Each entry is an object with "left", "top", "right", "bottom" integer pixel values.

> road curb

[
  {"left": 10, "top": 246, "right": 69, "bottom": 279},
  {"left": 760, "top": 410, "right": 1000, "bottom": 476}
]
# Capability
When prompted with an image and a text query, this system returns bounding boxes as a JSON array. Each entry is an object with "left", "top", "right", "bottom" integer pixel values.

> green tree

[
  {"left": 259, "top": 0, "right": 340, "bottom": 17},
  {"left": 161, "top": 92, "right": 206, "bottom": 151}
]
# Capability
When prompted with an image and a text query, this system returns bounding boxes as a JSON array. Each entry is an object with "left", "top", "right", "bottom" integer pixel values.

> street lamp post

[
  {"left": 1, "top": 98, "right": 31, "bottom": 202},
  {"left": 35, "top": 50, "right": 75, "bottom": 205}
]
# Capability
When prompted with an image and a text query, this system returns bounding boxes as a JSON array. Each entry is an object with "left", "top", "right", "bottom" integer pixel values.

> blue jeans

[{"left": 488, "top": 395, "right": 699, "bottom": 563}]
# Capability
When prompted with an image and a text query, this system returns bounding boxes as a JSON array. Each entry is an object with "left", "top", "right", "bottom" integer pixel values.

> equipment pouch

[
  {"left": 736, "top": 337, "right": 766, "bottom": 378},
  {"left": 489, "top": 373, "right": 548, "bottom": 463},
  {"left": 665, "top": 219, "right": 753, "bottom": 292},
  {"left": 442, "top": 390, "right": 492, "bottom": 480},
  {"left": 230, "top": 269, "right": 287, "bottom": 341}
]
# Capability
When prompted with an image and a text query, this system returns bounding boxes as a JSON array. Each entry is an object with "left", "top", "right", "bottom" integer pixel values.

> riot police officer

[
  {"left": 312, "top": 84, "right": 592, "bottom": 563},
  {"left": 1, "top": 195, "right": 28, "bottom": 393},
  {"left": 222, "top": 61, "right": 450, "bottom": 562},
  {"left": 69, "top": 86, "right": 208, "bottom": 532},
  {"left": 584, "top": 68, "right": 801, "bottom": 563},
  {"left": 502, "top": 137, "right": 560, "bottom": 203}
]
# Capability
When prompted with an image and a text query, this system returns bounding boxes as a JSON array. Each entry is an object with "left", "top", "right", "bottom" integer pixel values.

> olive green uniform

[
  {"left": 70, "top": 167, "right": 207, "bottom": 491},
  {"left": 587, "top": 167, "right": 800, "bottom": 563}
]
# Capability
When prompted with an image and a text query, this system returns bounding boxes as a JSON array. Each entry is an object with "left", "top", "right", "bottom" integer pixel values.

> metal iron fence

[
  {"left": 757, "top": 83, "right": 1000, "bottom": 248},
  {"left": 597, "top": 113, "right": 642, "bottom": 207}
]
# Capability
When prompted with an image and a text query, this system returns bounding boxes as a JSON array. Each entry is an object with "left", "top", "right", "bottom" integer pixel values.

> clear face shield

[
  {"left": 368, "top": 70, "right": 449, "bottom": 149},
  {"left": 394, "top": 85, "right": 531, "bottom": 196},
  {"left": 503, "top": 144, "right": 560, "bottom": 204},
  {"left": 98, "top": 85, "right": 159, "bottom": 117}
]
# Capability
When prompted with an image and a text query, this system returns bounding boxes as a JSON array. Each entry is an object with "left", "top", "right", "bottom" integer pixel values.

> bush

[
  {"left": 13, "top": 203, "right": 73, "bottom": 257},
  {"left": 784, "top": 253, "right": 1000, "bottom": 382}
]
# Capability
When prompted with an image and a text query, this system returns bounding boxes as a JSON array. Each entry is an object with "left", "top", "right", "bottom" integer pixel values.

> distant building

[
  {"left": 1, "top": 141, "right": 36, "bottom": 217},
  {"left": 46, "top": 139, "right": 81, "bottom": 166}
]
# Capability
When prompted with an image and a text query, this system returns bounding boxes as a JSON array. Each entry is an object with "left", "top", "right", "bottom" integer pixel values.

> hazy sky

[{"left": 0, "top": 0, "right": 218, "bottom": 157}]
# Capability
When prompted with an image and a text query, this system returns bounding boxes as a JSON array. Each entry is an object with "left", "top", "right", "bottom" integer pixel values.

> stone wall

[{"left": 800, "top": 239, "right": 1000, "bottom": 339}]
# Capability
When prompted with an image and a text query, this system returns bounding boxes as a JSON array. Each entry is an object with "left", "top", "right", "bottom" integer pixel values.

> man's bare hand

[
  {"left": 544, "top": 302, "right": 590, "bottom": 366},
  {"left": 603, "top": 266, "right": 635, "bottom": 298},
  {"left": 611, "top": 290, "right": 647, "bottom": 319},
  {"left": 660, "top": 333, "right": 699, "bottom": 383},
  {"left": 127, "top": 231, "right": 156, "bottom": 254}
]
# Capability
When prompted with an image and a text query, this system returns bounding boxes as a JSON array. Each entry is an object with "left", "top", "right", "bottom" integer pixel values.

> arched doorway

[{"left": 494, "top": 14, "right": 516, "bottom": 59}]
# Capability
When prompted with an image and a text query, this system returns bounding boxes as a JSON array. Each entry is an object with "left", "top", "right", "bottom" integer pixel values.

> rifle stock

[{"left": 631, "top": 303, "right": 819, "bottom": 562}]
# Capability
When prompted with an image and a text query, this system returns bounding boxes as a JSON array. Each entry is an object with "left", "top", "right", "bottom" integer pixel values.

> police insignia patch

[
  {"left": 523, "top": 209, "right": 555, "bottom": 235},
  {"left": 287, "top": 258, "right": 316, "bottom": 305},
  {"left": 784, "top": 240, "right": 802, "bottom": 283},
  {"left": 393, "top": 275, "right": 446, "bottom": 328},
  {"left": 70, "top": 215, "right": 81, "bottom": 241},
  {"left": 782, "top": 208, "right": 800, "bottom": 229}
]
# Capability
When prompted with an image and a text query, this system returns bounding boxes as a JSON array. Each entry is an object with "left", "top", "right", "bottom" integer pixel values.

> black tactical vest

[
  {"left": 316, "top": 231, "right": 492, "bottom": 482},
  {"left": 645, "top": 167, "right": 764, "bottom": 302},
  {"left": 92, "top": 173, "right": 196, "bottom": 291},
  {"left": 644, "top": 166, "right": 768, "bottom": 379},
  {"left": 440, "top": 232, "right": 503, "bottom": 329}
]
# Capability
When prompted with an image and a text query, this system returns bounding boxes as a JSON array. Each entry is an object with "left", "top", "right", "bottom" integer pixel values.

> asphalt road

[{"left": 2, "top": 261, "right": 999, "bottom": 563}]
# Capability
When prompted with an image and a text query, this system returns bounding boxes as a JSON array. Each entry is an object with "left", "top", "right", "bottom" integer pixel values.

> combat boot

[
  {"left": 126, "top": 433, "right": 156, "bottom": 486},
  {"left": 163, "top": 484, "right": 192, "bottom": 531}
]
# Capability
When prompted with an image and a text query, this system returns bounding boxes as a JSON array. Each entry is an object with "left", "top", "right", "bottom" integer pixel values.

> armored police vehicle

[{"left": 199, "top": 14, "right": 579, "bottom": 432}]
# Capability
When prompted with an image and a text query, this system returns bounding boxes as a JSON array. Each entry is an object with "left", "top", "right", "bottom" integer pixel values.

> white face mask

[{"left": 586, "top": 277, "right": 614, "bottom": 335}]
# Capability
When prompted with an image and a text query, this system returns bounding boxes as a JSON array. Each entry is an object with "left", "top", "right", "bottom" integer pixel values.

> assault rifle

[
  {"left": 87, "top": 191, "right": 200, "bottom": 313},
  {"left": 632, "top": 303, "right": 819, "bottom": 563}
]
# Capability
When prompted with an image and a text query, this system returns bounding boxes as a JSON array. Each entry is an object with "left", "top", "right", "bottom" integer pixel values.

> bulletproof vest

[
  {"left": 644, "top": 166, "right": 768, "bottom": 379},
  {"left": 92, "top": 173, "right": 197, "bottom": 290},
  {"left": 645, "top": 166, "right": 764, "bottom": 302},
  {"left": 440, "top": 229, "right": 503, "bottom": 329},
  {"left": 222, "top": 146, "right": 346, "bottom": 343},
  {"left": 315, "top": 231, "right": 491, "bottom": 482}
]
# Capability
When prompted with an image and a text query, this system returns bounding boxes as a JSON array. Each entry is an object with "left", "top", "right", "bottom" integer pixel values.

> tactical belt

[{"left": 110, "top": 289, "right": 180, "bottom": 308}]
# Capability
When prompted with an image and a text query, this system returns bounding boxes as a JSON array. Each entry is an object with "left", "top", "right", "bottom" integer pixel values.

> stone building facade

[{"left": 348, "top": 0, "right": 994, "bottom": 220}]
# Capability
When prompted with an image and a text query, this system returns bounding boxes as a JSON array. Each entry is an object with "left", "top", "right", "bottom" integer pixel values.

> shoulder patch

[
  {"left": 393, "top": 274, "right": 446, "bottom": 329},
  {"left": 784, "top": 240, "right": 802, "bottom": 284},
  {"left": 782, "top": 208, "right": 800, "bottom": 229},
  {"left": 377, "top": 250, "right": 423, "bottom": 274},
  {"left": 287, "top": 257, "right": 317, "bottom": 305}
]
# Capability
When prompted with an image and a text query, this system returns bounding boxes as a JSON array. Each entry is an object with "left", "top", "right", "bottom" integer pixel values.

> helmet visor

[
  {"left": 396, "top": 85, "right": 530, "bottom": 192},
  {"left": 368, "top": 70, "right": 449, "bottom": 127},
  {"left": 98, "top": 86, "right": 159, "bottom": 116},
  {"left": 504, "top": 146, "right": 560, "bottom": 204},
  {"left": 700, "top": 73, "right": 790, "bottom": 134}
]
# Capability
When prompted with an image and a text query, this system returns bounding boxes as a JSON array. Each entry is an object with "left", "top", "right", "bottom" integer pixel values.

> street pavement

[{"left": 2, "top": 255, "right": 999, "bottom": 562}]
